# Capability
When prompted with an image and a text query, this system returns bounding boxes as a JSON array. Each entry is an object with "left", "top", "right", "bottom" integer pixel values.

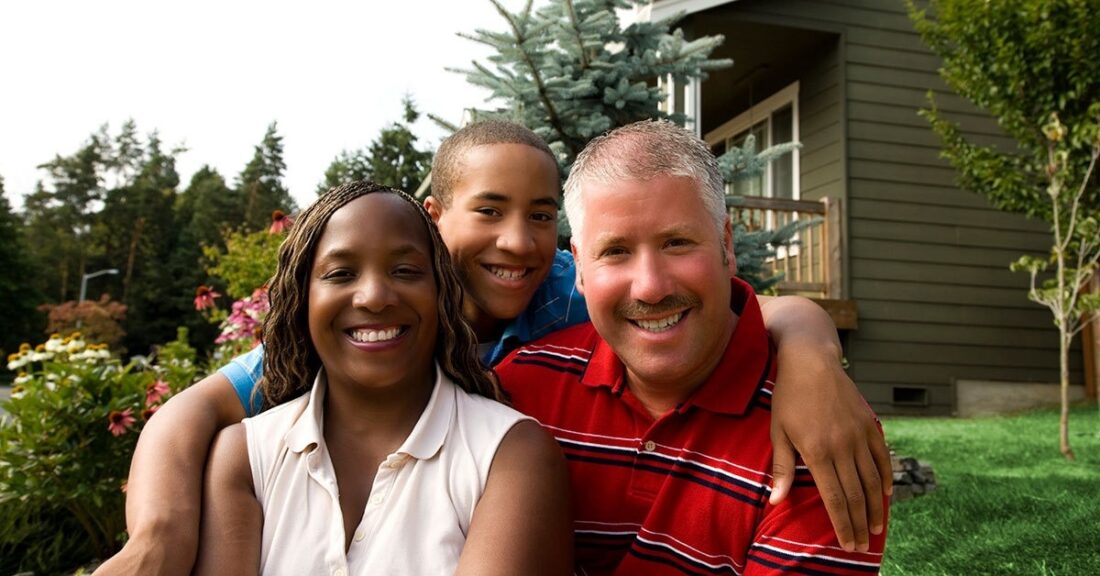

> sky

[{"left": 0, "top": 0, "right": 511, "bottom": 210}]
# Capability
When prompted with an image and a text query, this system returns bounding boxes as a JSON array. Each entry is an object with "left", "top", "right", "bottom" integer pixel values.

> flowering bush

[
  {"left": 37, "top": 294, "right": 128, "bottom": 349},
  {"left": 211, "top": 286, "right": 270, "bottom": 361},
  {"left": 0, "top": 330, "right": 198, "bottom": 573}
]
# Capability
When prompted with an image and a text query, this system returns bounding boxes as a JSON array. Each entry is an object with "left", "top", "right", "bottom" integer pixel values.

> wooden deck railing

[{"left": 727, "top": 195, "right": 842, "bottom": 299}]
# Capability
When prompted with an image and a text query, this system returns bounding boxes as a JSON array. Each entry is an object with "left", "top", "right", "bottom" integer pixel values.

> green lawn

[{"left": 880, "top": 404, "right": 1100, "bottom": 576}]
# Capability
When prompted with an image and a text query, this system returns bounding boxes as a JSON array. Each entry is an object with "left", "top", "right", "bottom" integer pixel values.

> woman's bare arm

[
  {"left": 456, "top": 420, "right": 572, "bottom": 576},
  {"left": 193, "top": 423, "right": 262, "bottom": 576},
  {"left": 759, "top": 294, "right": 891, "bottom": 553}
]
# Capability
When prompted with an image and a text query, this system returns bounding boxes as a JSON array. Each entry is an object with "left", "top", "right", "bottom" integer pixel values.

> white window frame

[
  {"left": 704, "top": 81, "right": 800, "bottom": 201},
  {"left": 659, "top": 74, "right": 702, "bottom": 136}
]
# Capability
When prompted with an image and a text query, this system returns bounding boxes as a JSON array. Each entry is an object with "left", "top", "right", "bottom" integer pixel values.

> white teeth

[
  {"left": 489, "top": 266, "right": 527, "bottom": 281},
  {"left": 634, "top": 312, "right": 684, "bottom": 333},
  {"left": 350, "top": 327, "right": 401, "bottom": 343}
]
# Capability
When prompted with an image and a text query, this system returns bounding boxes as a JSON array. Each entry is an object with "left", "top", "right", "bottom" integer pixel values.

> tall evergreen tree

[
  {"left": 24, "top": 131, "right": 111, "bottom": 302},
  {"left": 170, "top": 166, "right": 241, "bottom": 352},
  {"left": 317, "top": 97, "right": 433, "bottom": 195},
  {"left": 0, "top": 176, "right": 44, "bottom": 359},
  {"left": 450, "top": 0, "right": 799, "bottom": 291},
  {"left": 238, "top": 122, "right": 295, "bottom": 231}
]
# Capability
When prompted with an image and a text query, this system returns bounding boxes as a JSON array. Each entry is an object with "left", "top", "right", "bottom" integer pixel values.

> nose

[
  {"left": 496, "top": 215, "right": 537, "bottom": 257},
  {"left": 629, "top": 250, "right": 674, "bottom": 304},
  {"left": 352, "top": 273, "right": 396, "bottom": 313}
]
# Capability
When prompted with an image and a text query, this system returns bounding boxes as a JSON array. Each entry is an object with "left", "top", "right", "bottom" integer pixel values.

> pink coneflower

[
  {"left": 269, "top": 210, "right": 293, "bottom": 234},
  {"left": 194, "top": 285, "right": 221, "bottom": 311},
  {"left": 146, "top": 380, "right": 170, "bottom": 406},
  {"left": 108, "top": 408, "right": 136, "bottom": 436},
  {"left": 142, "top": 405, "right": 159, "bottom": 421}
]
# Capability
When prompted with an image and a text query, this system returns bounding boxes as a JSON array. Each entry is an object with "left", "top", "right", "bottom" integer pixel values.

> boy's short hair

[{"left": 431, "top": 120, "right": 559, "bottom": 206}]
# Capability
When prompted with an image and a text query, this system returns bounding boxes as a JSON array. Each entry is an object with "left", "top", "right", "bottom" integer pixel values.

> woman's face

[{"left": 307, "top": 193, "right": 439, "bottom": 393}]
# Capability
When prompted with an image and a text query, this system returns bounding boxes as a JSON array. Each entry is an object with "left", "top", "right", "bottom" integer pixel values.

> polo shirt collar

[
  {"left": 580, "top": 277, "right": 771, "bottom": 416},
  {"left": 284, "top": 364, "right": 457, "bottom": 460}
]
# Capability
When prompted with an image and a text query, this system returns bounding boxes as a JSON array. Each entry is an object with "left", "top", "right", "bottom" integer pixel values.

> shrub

[{"left": 0, "top": 330, "right": 198, "bottom": 573}]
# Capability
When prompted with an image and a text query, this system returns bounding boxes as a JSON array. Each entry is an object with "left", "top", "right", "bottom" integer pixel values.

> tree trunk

[
  {"left": 1059, "top": 331, "right": 1075, "bottom": 461},
  {"left": 123, "top": 217, "right": 145, "bottom": 303}
]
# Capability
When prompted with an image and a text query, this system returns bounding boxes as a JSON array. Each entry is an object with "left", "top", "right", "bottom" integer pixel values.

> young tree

[
  {"left": 910, "top": 0, "right": 1100, "bottom": 459},
  {"left": 447, "top": 0, "right": 801, "bottom": 292},
  {"left": 238, "top": 122, "right": 296, "bottom": 232},
  {"left": 317, "top": 96, "right": 433, "bottom": 194}
]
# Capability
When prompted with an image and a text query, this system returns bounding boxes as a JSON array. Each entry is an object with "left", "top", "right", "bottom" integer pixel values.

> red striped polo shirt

[{"left": 496, "top": 278, "right": 887, "bottom": 576}]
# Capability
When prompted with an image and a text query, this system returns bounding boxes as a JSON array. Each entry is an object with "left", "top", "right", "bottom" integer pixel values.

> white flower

[
  {"left": 66, "top": 339, "right": 86, "bottom": 353},
  {"left": 45, "top": 336, "right": 65, "bottom": 353},
  {"left": 13, "top": 373, "right": 31, "bottom": 386},
  {"left": 7, "top": 356, "right": 28, "bottom": 371},
  {"left": 30, "top": 352, "right": 49, "bottom": 362}
]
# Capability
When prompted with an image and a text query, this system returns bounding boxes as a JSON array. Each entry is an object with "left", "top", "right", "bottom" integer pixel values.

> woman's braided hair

[{"left": 259, "top": 180, "right": 505, "bottom": 408}]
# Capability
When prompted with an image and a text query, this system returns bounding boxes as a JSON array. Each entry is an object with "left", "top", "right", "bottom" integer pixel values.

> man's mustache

[{"left": 615, "top": 294, "right": 700, "bottom": 319}]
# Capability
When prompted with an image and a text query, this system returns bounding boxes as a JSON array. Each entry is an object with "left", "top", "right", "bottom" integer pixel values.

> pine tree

[
  {"left": 317, "top": 97, "right": 433, "bottom": 195},
  {"left": 449, "top": 0, "right": 801, "bottom": 291},
  {"left": 0, "top": 176, "right": 44, "bottom": 359},
  {"left": 238, "top": 122, "right": 296, "bottom": 232}
]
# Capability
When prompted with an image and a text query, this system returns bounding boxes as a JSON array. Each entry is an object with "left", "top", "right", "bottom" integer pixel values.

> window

[{"left": 705, "top": 81, "right": 800, "bottom": 201}]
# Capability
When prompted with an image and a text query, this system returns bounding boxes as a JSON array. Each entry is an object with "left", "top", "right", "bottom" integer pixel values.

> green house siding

[{"left": 679, "top": 0, "right": 1083, "bottom": 415}]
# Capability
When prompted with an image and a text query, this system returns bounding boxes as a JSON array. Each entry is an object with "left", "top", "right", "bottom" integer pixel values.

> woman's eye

[
  {"left": 321, "top": 269, "right": 353, "bottom": 281},
  {"left": 393, "top": 266, "right": 424, "bottom": 277}
]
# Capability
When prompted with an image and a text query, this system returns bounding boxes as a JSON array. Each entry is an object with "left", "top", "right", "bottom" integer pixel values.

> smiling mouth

[
  {"left": 486, "top": 265, "right": 530, "bottom": 281},
  {"left": 348, "top": 327, "right": 405, "bottom": 343},
  {"left": 630, "top": 311, "right": 686, "bottom": 333}
]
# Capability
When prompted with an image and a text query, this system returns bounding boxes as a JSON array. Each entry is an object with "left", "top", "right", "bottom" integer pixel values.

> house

[{"left": 641, "top": 0, "right": 1093, "bottom": 415}]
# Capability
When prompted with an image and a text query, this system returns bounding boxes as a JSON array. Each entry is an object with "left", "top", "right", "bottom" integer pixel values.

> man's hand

[{"left": 768, "top": 347, "right": 890, "bottom": 552}]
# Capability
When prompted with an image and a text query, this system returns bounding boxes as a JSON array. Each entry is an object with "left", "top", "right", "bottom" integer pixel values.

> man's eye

[
  {"left": 475, "top": 207, "right": 502, "bottom": 217},
  {"left": 666, "top": 238, "right": 693, "bottom": 249},
  {"left": 600, "top": 247, "right": 627, "bottom": 258},
  {"left": 531, "top": 211, "right": 556, "bottom": 223}
]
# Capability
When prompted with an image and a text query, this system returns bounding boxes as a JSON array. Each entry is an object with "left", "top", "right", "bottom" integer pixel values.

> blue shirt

[{"left": 222, "top": 249, "right": 588, "bottom": 416}]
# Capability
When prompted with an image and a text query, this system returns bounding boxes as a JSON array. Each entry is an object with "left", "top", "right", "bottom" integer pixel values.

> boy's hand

[{"left": 768, "top": 352, "right": 891, "bottom": 553}]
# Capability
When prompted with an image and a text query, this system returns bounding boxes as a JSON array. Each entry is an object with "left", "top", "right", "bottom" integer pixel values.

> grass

[{"left": 880, "top": 404, "right": 1100, "bottom": 576}]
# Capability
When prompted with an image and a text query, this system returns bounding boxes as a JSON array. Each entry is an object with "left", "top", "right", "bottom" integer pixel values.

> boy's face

[{"left": 425, "top": 143, "right": 560, "bottom": 338}]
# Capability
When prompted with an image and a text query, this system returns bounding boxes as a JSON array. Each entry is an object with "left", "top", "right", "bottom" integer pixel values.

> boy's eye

[{"left": 531, "top": 211, "right": 556, "bottom": 223}]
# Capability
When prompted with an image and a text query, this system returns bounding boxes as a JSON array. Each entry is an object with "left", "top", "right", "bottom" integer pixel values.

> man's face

[
  {"left": 425, "top": 143, "right": 560, "bottom": 338},
  {"left": 572, "top": 174, "right": 735, "bottom": 392}
]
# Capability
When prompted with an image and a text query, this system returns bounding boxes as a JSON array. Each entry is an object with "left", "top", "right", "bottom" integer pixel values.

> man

[
  {"left": 97, "top": 121, "right": 887, "bottom": 574},
  {"left": 496, "top": 119, "right": 889, "bottom": 574}
]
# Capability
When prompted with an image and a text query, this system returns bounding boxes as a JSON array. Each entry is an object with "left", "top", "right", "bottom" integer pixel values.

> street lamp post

[{"left": 77, "top": 268, "right": 119, "bottom": 328}]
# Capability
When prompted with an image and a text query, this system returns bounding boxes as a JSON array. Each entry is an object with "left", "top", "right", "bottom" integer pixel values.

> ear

[
  {"left": 723, "top": 218, "right": 737, "bottom": 277},
  {"left": 570, "top": 241, "right": 585, "bottom": 295},
  {"left": 423, "top": 196, "right": 443, "bottom": 224}
]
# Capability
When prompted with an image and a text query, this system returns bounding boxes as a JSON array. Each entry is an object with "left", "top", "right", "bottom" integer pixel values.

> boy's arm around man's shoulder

[{"left": 93, "top": 371, "right": 248, "bottom": 576}]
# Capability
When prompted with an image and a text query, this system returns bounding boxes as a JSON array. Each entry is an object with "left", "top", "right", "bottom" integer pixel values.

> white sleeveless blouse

[{"left": 244, "top": 367, "right": 528, "bottom": 575}]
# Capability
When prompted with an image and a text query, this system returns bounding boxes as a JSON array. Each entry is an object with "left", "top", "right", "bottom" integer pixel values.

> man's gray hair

[{"left": 563, "top": 119, "right": 728, "bottom": 252}]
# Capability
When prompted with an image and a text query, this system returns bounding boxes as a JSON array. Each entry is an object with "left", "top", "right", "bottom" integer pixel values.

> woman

[{"left": 194, "top": 182, "right": 572, "bottom": 575}]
